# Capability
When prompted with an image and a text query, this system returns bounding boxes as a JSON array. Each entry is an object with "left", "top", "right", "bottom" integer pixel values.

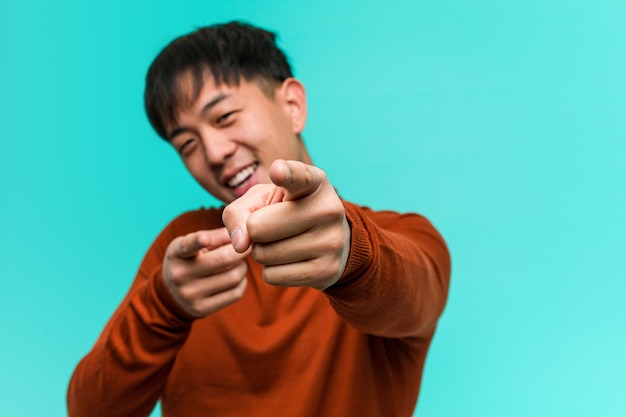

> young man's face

[{"left": 165, "top": 72, "right": 310, "bottom": 203}]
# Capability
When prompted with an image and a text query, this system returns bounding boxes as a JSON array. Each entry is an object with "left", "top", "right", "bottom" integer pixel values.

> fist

[
  {"left": 222, "top": 160, "right": 351, "bottom": 290},
  {"left": 162, "top": 228, "right": 250, "bottom": 317}
]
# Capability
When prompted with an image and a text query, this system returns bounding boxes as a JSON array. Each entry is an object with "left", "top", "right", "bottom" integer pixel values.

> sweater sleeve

[
  {"left": 67, "top": 210, "right": 218, "bottom": 417},
  {"left": 324, "top": 201, "right": 451, "bottom": 339}
]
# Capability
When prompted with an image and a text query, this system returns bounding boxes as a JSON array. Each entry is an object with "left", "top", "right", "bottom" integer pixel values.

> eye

[
  {"left": 178, "top": 138, "right": 197, "bottom": 156},
  {"left": 216, "top": 111, "right": 236, "bottom": 126}
]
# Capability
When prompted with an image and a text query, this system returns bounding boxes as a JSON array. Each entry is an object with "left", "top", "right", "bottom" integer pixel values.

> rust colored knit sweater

[{"left": 67, "top": 201, "right": 450, "bottom": 417}]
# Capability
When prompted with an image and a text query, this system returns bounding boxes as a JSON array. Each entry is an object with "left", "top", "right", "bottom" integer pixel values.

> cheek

[
  {"left": 183, "top": 156, "right": 214, "bottom": 186},
  {"left": 183, "top": 156, "right": 202, "bottom": 177},
  {"left": 255, "top": 169, "right": 272, "bottom": 185}
]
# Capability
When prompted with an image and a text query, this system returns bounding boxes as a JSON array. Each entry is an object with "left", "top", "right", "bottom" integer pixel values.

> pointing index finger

[
  {"left": 174, "top": 228, "right": 231, "bottom": 259},
  {"left": 269, "top": 159, "right": 323, "bottom": 201}
]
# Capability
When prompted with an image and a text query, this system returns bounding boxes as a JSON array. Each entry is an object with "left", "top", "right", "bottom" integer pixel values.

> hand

[
  {"left": 222, "top": 159, "right": 351, "bottom": 290},
  {"left": 162, "top": 228, "right": 250, "bottom": 317}
]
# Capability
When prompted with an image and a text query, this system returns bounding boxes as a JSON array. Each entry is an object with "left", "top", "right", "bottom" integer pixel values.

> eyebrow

[{"left": 166, "top": 92, "right": 231, "bottom": 141}]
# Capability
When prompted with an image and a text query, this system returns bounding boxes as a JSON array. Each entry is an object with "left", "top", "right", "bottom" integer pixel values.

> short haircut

[{"left": 144, "top": 21, "right": 294, "bottom": 139}]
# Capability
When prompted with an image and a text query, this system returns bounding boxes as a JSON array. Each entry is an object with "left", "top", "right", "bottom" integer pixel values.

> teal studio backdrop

[{"left": 1, "top": 0, "right": 624, "bottom": 416}]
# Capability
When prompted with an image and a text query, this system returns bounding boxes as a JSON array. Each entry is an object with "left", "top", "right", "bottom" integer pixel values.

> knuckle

[
  {"left": 261, "top": 266, "right": 277, "bottom": 285},
  {"left": 212, "top": 249, "right": 229, "bottom": 267},
  {"left": 230, "top": 280, "right": 247, "bottom": 300},
  {"left": 194, "top": 296, "right": 217, "bottom": 317},
  {"left": 181, "top": 233, "right": 195, "bottom": 252},
  {"left": 316, "top": 200, "right": 344, "bottom": 223},
  {"left": 232, "top": 260, "right": 247, "bottom": 274},
  {"left": 246, "top": 216, "right": 260, "bottom": 241},
  {"left": 224, "top": 265, "right": 245, "bottom": 285},
  {"left": 329, "top": 229, "right": 347, "bottom": 253},
  {"left": 178, "top": 285, "right": 197, "bottom": 304},
  {"left": 221, "top": 205, "right": 235, "bottom": 227},
  {"left": 191, "top": 299, "right": 205, "bottom": 315},
  {"left": 305, "top": 166, "right": 325, "bottom": 188},
  {"left": 302, "top": 165, "right": 318, "bottom": 188},
  {"left": 251, "top": 244, "right": 266, "bottom": 264},
  {"left": 167, "top": 264, "right": 186, "bottom": 284},
  {"left": 310, "top": 257, "right": 338, "bottom": 287},
  {"left": 315, "top": 167, "right": 327, "bottom": 183},
  {"left": 167, "top": 237, "right": 183, "bottom": 258},
  {"left": 296, "top": 270, "right": 316, "bottom": 286},
  {"left": 213, "top": 246, "right": 239, "bottom": 268},
  {"left": 329, "top": 257, "right": 343, "bottom": 277}
]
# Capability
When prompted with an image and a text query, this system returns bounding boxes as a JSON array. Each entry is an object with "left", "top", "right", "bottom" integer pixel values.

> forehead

[
  {"left": 172, "top": 69, "right": 276, "bottom": 114},
  {"left": 173, "top": 69, "right": 224, "bottom": 112},
  {"left": 166, "top": 71, "right": 280, "bottom": 134},
  {"left": 163, "top": 69, "right": 234, "bottom": 133}
]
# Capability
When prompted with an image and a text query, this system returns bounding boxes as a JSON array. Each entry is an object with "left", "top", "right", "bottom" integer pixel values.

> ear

[{"left": 278, "top": 78, "right": 307, "bottom": 135}]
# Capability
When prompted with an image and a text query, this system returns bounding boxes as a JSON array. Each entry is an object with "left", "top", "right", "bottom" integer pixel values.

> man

[{"left": 68, "top": 21, "right": 451, "bottom": 417}]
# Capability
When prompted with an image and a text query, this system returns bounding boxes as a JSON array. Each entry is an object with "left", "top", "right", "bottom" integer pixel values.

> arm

[
  {"left": 67, "top": 225, "right": 192, "bottom": 417},
  {"left": 222, "top": 160, "right": 450, "bottom": 339},
  {"left": 325, "top": 202, "right": 451, "bottom": 339},
  {"left": 67, "top": 210, "right": 248, "bottom": 417}
]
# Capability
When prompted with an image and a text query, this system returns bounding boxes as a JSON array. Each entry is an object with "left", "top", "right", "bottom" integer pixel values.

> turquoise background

[{"left": 1, "top": 0, "right": 625, "bottom": 416}]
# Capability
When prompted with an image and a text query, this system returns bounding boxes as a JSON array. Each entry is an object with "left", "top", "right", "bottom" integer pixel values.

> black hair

[{"left": 144, "top": 21, "right": 293, "bottom": 139}]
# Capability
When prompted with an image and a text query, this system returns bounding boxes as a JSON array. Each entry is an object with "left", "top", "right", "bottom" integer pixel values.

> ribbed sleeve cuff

[{"left": 330, "top": 201, "right": 376, "bottom": 288}]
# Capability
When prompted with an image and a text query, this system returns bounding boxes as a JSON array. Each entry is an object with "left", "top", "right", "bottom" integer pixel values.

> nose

[{"left": 201, "top": 130, "right": 237, "bottom": 166}]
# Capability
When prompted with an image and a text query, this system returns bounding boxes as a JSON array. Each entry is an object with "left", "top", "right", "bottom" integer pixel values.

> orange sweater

[{"left": 67, "top": 201, "right": 450, "bottom": 417}]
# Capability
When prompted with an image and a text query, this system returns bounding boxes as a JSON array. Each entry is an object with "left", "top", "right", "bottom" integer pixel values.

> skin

[{"left": 161, "top": 72, "right": 351, "bottom": 317}]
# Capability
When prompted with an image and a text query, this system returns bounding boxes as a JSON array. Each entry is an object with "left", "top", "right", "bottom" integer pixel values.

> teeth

[{"left": 228, "top": 163, "right": 257, "bottom": 188}]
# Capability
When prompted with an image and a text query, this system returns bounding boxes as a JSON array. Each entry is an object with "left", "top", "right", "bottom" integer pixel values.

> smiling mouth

[{"left": 227, "top": 163, "right": 258, "bottom": 188}]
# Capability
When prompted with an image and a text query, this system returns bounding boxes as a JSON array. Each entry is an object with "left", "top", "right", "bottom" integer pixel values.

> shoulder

[
  {"left": 171, "top": 206, "right": 225, "bottom": 226},
  {"left": 342, "top": 200, "right": 432, "bottom": 230}
]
